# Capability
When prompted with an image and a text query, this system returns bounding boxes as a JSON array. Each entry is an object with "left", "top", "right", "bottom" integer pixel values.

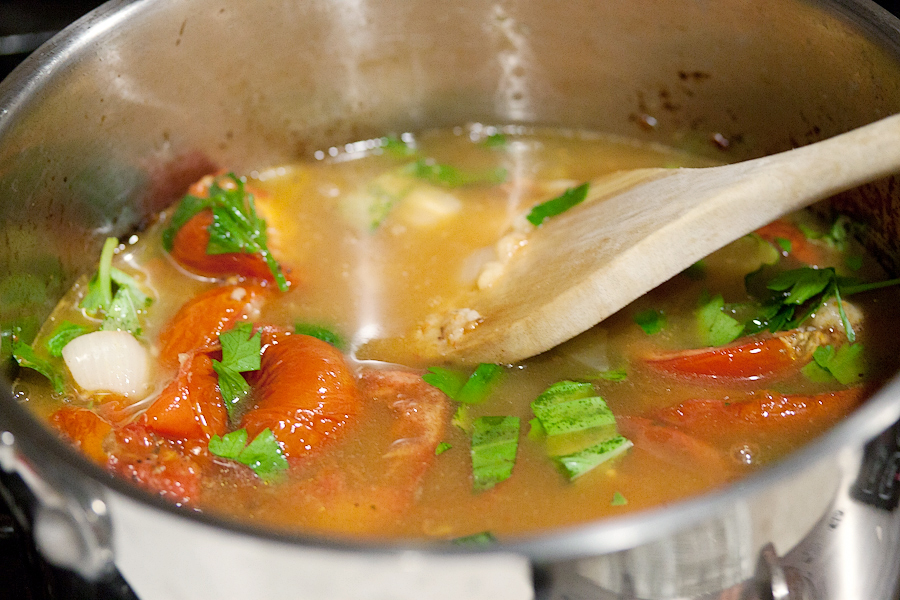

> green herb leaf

[
  {"left": 696, "top": 294, "right": 744, "bottom": 347},
  {"left": 45, "top": 321, "right": 92, "bottom": 357},
  {"left": 214, "top": 322, "right": 262, "bottom": 418},
  {"left": 110, "top": 268, "right": 153, "bottom": 309},
  {"left": 435, "top": 442, "right": 452, "bottom": 455},
  {"left": 100, "top": 288, "right": 141, "bottom": 334},
  {"left": 610, "top": 491, "right": 628, "bottom": 506},
  {"left": 79, "top": 237, "right": 118, "bottom": 314},
  {"left": 481, "top": 133, "right": 508, "bottom": 148},
  {"left": 590, "top": 368, "right": 628, "bottom": 382},
  {"left": 209, "top": 428, "right": 288, "bottom": 481},
  {"left": 452, "top": 531, "right": 497, "bottom": 546},
  {"left": 775, "top": 237, "right": 792, "bottom": 253},
  {"left": 406, "top": 158, "right": 507, "bottom": 188},
  {"left": 219, "top": 322, "right": 262, "bottom": 373},
  {"left": 633, "top": 308, "right": 666, "bottom": 335},
  {"left": 531, "top": 381, "right": 616, "bottom": 436},
  {"left": 12, "top": 340, "right": 65, "bottom": 394},
  {"left": 804, "top": 344, "right": 866, "bottom": 385},
  {"left": 452, "top": 403, "right": 473, "bottom": 432},
  {"left": 526, "top": 182, "right": 590, "bottom": 226},
  {"left": 294, "top": 323, "right": 344, "bottom": 349},
  {"left": 555, "top": 435, "right": 633, "bottom": 480},
  {"left": 767, "top": 268, "right": 833, "bottom": 305},
  {"left": 163, "top": 175, "right": 288, "bottom": 292},
  {"left": 470, "top": 416, "right": 519, "bottom": 492},
  {"left": 456, "top": 363, "right": 504, "bottom": 404},
  {"left": 380, "top": 135, "right": 417, "bottom": 158},
  {"left": 423, "top": 366, "right": 468, "bottom": 398}
]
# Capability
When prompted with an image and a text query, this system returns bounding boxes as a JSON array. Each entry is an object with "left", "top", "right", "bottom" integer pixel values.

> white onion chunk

[{"left": 61, "top": 330, "right": 150, "bottom": 398}]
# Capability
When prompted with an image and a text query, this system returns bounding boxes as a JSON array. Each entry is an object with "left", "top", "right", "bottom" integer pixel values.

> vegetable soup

[{"left": 12, "top": 125, "right": 900, "bottom": 540}]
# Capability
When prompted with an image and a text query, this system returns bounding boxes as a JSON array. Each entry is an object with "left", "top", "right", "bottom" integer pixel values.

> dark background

[{"left": 0, "top": 0, "right": 899, "bottom": 598}]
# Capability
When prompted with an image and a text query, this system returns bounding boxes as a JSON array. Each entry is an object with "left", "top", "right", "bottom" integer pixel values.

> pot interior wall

[{"left": 1, "top": 0, "right": 900, "bottom": 551}]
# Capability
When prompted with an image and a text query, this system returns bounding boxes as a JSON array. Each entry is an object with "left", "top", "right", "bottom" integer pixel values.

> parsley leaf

[
  {"left": 696, "top": 294, "right": 744, "bottom": 347},
  {"left": 423, "top": 363, "right": 504, "bottom": 404},
  {"left": 633, "top": 308, "right": 666, "bottom": 335},
  {"left": 526, "top": 182, "right": 590, "bottom": 226},
  {"left": 435, "top": 442, "right": 452, "bottom": 455},
  {"left": 294, "top": 323, "right": 344, "bottom": 349},
  {"left": 802, "top": 344, "right": 866, "bottom": 385},
  {"left": 162, "top": 174, "right": 289, "bottom": 292},
  {"left": 79, "top": 237, "right": 153, "bottom": 336},
  {"left": 208, "top": 428, "right": 288, "bottom": 481},
  {"left": 45, "top": 321, "right": 92, "bottom": 357},
  {"left": 452, "top": 531, "right": 497, "bottom": 546},
  {"left": 590, "top": 368, "right": 628, "bottom": 382},
  {"left": 212, "top": 322, "right": 262, "bottom": 418},
  {"left": 12, "top": 340, "right": 65, "bottom": 394}
]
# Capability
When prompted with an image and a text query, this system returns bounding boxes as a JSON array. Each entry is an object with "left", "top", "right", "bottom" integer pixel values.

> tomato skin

[
  {"left": 616, "top": 416, "right": 734, "bottom": 477},
  {"left": 169, "top": 210, "right": 281, "bottom": 283},
  {"left": 240, "top": 334, "right": 361, "bottom": 461},
  {"left": 157, "top": 284, "right": 266, "bottom": 369},
  {"left": 142, "top": 352, "right": 228, "bottom": 442},
  {"left": 755, "top": 219, "right": 825, "bottom": 266},
  {"left": 107, "top": 424, "right": 203, "bottom": 506},
  {"left": 49, "top": 407, "right": 113, "bottom": 465},
  {"left": 645, "top": 335, "right": 799, "bottom": 383},
  {"left": 653, "top": 388, "right": 863, "bottom": 439}
]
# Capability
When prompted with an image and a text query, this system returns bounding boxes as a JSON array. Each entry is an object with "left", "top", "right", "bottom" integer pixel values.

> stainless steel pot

[{"left": 2, "top": 1, "right": 900, "bottom": 598}]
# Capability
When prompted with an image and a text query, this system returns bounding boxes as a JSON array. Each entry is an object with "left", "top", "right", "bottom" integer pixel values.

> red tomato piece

[
  {"left": 169, "top": 210, "right": 292, "bottom": 285},
  {"left": 107, "top": 424, "right": 203, "bottom": 506},
  {"left": 142, "top": 352, "right": 228, "bottom": 442},
  {"left": 157, "top": 283, "right": 266, "bottom": 369},
  {"left": 755, "top": 219, "right": 826, "bottom": 266},
  {"left": 644, "top": 335, "right": 799, "bottom": 383},
  {"left": 616, "top": 415, "right": 734, "bottom": 477},
  {"left": 49, "top": 407, "right": 113, "bottom": 465},
  {"left": 653, "top": 388, "right": 864, "bottom": 440},
  {"left": 240, "top": 334, "right": 362, "bottom": 461}
]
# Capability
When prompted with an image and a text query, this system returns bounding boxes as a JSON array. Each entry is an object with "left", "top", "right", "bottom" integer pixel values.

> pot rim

[{"left": 2, "top": 0, "right": 900, "bottom": 564}]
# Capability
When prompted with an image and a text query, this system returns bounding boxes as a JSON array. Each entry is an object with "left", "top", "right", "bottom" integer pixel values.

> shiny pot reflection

[{"left": 2, "top": 1, "right": 900, "bottom": 599}]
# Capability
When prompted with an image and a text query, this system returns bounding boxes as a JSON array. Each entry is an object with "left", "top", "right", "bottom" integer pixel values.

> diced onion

[{"left": 61, "top": 330, "right": 150, "bottom": 398}]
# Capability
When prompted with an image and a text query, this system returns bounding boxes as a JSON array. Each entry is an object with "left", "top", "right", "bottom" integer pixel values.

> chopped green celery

[
  {"left": 531, "top": 381, "right": 616, "bottom": 436},
  {"left": 208, "top": 428, "right": 288, "bottom": 481},
  {"left": 610, "top": 491, "right": 628, "bottom": 506},
  {"left": 45, "top": 321, "right": 92, "bottom": 357},
  {"left": 526, "top": 182, "right": 589, "bottom": 226},
  {"left": 12, "top": 340, "right": 64, "bottom": 394},
  {"left": 544, "top": 423, "right": 618, "bottom": 457},
  {"left": 470, "top": 416, "right": 520, "bottom": 492},
  {"left": 633, "top": 308, "right": 665, "bottom": 335},
  {"left": 294, "top": 323, "right": 344, "bottom": 349},
  {"left": 405, "top": 158, "right": 507, "bottom": 188},
  {"left": 696, "top": 293, "right": 743, "bottom": 347},
  {"left": 802, "top": 344, "right": 865, "bottom": 385},
  {"left": 555, "top": 435, "right": 633, "bottom": 480},
  {"left": 452, "top": 531, "right": 497, "bottom": 546}
]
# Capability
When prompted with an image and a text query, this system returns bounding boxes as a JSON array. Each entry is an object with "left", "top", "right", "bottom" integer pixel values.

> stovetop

[{"left": 1, "top": 1, "right": 900, "bottom": 598}]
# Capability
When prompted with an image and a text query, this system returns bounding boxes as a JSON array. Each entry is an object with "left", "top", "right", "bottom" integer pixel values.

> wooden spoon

[{"left": 371, "top": 113, "right": 900, "bottom": 365}]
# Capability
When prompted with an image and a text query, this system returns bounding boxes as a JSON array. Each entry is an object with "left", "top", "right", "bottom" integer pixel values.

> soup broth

[{"left": 13, "top": 126, "right": 900, "bottom": 540}]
